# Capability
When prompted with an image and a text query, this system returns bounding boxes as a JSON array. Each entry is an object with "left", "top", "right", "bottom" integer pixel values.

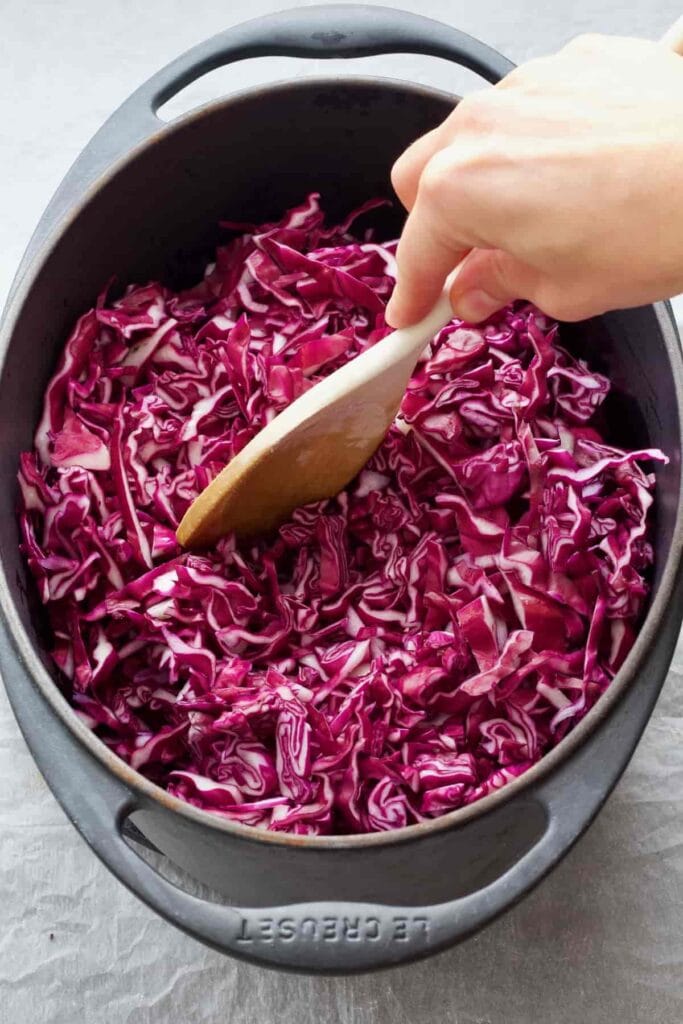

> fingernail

[{"left": 453, "top": 289, "right": 502, "bottom": 324}]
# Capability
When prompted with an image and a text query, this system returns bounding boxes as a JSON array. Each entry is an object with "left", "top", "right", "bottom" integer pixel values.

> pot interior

[{"left": 0, "top": 76, "right": 680, "bottom": 803}]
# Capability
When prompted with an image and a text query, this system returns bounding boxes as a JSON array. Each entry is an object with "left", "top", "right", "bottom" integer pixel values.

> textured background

[{"left": 1, "top": 2, "right": 682, "bottom": 1022}]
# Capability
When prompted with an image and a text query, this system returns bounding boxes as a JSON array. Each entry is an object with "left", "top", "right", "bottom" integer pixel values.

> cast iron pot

[{"left": 1, "top": 5, "right": 682, "bottom": 975}]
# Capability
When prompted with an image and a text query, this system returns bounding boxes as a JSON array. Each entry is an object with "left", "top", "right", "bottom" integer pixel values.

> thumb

[{"left": 449, "top": 249, "right": 543, "bottom": 322}]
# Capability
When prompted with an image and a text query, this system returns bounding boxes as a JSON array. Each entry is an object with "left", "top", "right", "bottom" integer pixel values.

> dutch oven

[{"left": 1, "top": 5, "right": 682, "bottom": 974}]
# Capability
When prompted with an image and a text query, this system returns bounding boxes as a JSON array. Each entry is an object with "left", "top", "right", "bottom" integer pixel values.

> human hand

[{"left": 385, "top": 34, "right": 683, "bottom": 327}]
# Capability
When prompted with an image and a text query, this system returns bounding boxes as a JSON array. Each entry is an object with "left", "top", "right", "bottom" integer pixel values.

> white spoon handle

[{"left": 387, "top": 288, "right": 454, "bottom": 361}]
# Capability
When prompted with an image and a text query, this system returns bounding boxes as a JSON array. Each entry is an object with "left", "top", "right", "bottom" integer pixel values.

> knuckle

[
  {"left": 418, "top": 151, "right": 457, "bottom": 203},
  {"left": 499, "top": 55, "right": 556, "bottom": 90},
  {"left": 390, "top": 153, "right": 410, "bottom": 196},
  {"left": 454, "top": 91, "right": 493, "bottom": 131},
  {"left": 564, "top": 32, "right": 605, "bottom": 54}
]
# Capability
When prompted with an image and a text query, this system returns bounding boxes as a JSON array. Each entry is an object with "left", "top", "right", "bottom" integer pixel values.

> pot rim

[{"left": 2, "top": 74, "right": 683, "bottom": 852}]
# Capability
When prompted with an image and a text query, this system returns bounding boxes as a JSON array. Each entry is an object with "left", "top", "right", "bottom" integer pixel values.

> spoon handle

[{"left": 386, "top": 289, "right": 454, "bottom": 361}]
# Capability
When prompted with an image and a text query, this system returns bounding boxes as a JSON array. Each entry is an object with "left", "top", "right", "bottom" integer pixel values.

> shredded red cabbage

[{"left": 18, "top": 194, "right": 666, "bottom": 835}]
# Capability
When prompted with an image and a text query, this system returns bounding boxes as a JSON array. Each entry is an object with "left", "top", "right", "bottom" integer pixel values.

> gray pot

[{"left": 1, "top": 5, "right": 682, "bottom": 974}]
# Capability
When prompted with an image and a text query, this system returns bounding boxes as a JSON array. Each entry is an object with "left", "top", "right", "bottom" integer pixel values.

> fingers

[
  {"left": 449, "top": 248, "right": 607, "bottom": 323},
  {"left": 385, "top": 178, "right": 471, "bottom": 328},
  {"left": 448, "top": 249, "right": 542, "bottom": 322},
  {"left": 391, "top": 127, "right": 444, "bottom": 212},
  {"left": 391, "top": 93, "right": 494, "bottom": 212},
  {"left": 388, "top": 95, "right": 505, "bottom": 326}
]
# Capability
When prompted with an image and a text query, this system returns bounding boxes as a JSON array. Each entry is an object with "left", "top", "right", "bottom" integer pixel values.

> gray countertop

[{"left": 1, "top": 2, "right": 682, "bottom": 1022}]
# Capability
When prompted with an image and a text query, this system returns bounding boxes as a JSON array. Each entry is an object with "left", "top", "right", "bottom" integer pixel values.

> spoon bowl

[{"left": 177, "top": 291, "right": 453, "bottom": 546}]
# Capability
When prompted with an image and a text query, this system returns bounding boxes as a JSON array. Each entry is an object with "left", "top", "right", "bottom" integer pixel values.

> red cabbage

[{"left": 18, "top": 194, "right": 666, "bottom": 835}]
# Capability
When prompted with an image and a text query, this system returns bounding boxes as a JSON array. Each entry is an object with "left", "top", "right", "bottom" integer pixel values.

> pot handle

[
  {"left": 8, "top": 663, "right": 551, "bottom": 972},
  {"left": 4, "top": 620, "right": 664, "bottom": 973},
  {"left": 13, "top": 5, "right": 512, "bottom": 299},
  {"left": 138, "top": 3, "right": 513, "bottom": 112}
]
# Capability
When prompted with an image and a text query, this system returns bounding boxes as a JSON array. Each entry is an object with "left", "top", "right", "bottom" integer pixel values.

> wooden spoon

[
  {"left": 178, "top": 19, "right": 683, "bottom": 549},
  {"left": 177, "top": 290, "right": 453, "bottom": 547}
]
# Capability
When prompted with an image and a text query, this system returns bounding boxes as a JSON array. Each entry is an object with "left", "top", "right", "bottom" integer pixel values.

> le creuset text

[{"left": 234, "top": 914, "right": 431, "bottom": 944}]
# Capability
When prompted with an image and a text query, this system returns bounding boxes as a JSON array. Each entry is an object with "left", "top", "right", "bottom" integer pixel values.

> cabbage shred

[{"left": 18, "top": 195, "right": 665, "bottom": 834}]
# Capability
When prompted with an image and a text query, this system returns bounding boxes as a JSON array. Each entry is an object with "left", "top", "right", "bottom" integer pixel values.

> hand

[{"left": 385, "top": 34, "right": 683, "bottom": 327}]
